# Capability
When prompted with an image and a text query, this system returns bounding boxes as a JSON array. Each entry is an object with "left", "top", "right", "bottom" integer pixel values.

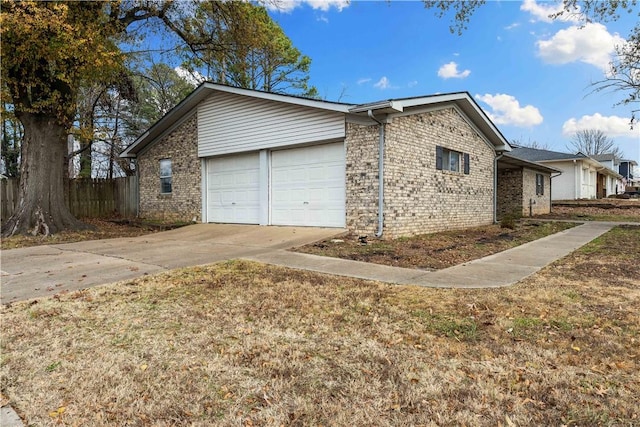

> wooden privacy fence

[{"left": 1, "top": 176, "right": 137, "bottom": 221}]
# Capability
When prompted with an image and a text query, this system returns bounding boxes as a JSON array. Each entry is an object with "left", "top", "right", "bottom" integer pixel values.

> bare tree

[
  {"left": 567, "top": 129, "right": 624, "bottom": 157},
  {"left": 510, "top": 137, "right": 550, "bottom": 150}
]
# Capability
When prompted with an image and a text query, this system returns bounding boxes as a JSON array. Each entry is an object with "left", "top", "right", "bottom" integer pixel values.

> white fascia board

[
  {"left": 396, "top": 93, "right": 511, "bottom": 153},
  {"left": 121, "top": 131, "right": 149, "bottom": 157},
  {"left": 349, "top": 100, "right": 404, "bottom": 114},
  {"left": 388, "top": 99, "right": 511, "bottom": 153},
  {"left": 203, "top": 83, "right": 354, "bottom": 113},
  {"left": 121, "top": 82, "right": 353, "bottom": 158}
]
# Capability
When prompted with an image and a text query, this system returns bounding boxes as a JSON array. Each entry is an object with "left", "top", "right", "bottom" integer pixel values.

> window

[
  {"left": 160, "top": 159, "right": 172, "bottom": 194},
  {"left": 436, "top": 146, "right": 470, "bottom": 174},
  {"left": 536, "top": 173, "right": 544, "bottom": 196}
]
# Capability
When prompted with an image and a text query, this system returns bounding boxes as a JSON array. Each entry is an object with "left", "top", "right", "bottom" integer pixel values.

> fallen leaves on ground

[
  {"left": 0, "top": 218, "right": 157, "bottom": 250},
  {"left": 295, "top": 221, "right": 577, "bottom": 270},
  {"left": 1, "top": 226, "right": 638, "bottom": 426}
]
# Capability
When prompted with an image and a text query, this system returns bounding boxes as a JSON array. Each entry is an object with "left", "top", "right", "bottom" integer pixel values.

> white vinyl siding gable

[{"left": 198, "top": 91, "right": 346, "bottom": 157}]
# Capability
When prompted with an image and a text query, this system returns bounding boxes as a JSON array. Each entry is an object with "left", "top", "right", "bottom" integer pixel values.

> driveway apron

[{"left": 0, "top": 224, "right": 343, "bottom": 304}]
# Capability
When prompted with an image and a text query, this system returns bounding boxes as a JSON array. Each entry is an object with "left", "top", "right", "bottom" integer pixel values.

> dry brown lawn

[
  {"left": 295, "top": 221, "right": 576, "bottom": 270},
  {"left": 0, "top": 218, "right": 156, "bottom": 250},
  {"left": 1, "top": 226, "right": 639, "bottom": 426},
  {"left": 542, "top": 200, "right": 640, "bottom": 223}
]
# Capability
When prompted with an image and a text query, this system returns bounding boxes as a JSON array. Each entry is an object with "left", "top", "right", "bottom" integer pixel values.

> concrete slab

[
  {"left": 246, "top": 222, "right": 618, "bottom": 289},
  {"left": 0, "top": 405, "right": 24, "bottom": 427},
  {"left": 1, "top": 224, "right": 343, "bottom": 304},
  {"left": 244, "top": 251, "right": 426, "bottom": 284}
]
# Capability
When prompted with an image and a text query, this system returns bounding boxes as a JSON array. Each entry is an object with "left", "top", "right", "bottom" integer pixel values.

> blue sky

[{"left": 261, "top": 0, "right": 640, "bottom": 164}]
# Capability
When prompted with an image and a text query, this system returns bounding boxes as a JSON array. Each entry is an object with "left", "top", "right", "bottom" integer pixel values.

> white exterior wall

[
  {"left": 548, "top": 161, "right": 576, "bottom": 200},
  {"left": 197, "top": 91, "right": 345, "bottom": 157},
  {"left": 606, "top": 175, "right": 619, "bottom": 195},
  {"left": 544, "top": 160, "right": 599, "bottom": 200}
]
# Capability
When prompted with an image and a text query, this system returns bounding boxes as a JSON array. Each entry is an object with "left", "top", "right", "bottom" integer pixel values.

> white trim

[
  {"left": 390, "top": 104, "right": 498, "bottom": 153},
  {"left": 259, "top": 150, "right": 269, "bottom": 225},
  {"left": 134, "top": 110, "right": 197, "bottom": 159},
  {"left": 201, "top": 82, "right": 353, "bottom": 113},
  {"left": 201, "top": 158, "right": 207, "bottom": 223}
]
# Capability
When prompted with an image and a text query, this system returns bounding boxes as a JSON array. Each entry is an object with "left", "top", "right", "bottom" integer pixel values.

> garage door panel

[
  {"left": 271, "top": 143, "right": 345, "bottom": 227},
  {"left": 206, "top": 153, "right": 260, "bottom": 224}
]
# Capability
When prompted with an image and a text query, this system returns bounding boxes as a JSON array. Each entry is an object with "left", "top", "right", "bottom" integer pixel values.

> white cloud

[
  {"left": 537, "top": 23, "right": 625, "bottom": 70},
  {"left": 174, "top": 66, "right": 204, "bottom": 86},
  {"left": 407, "top": 80, "right": 418, "bottom": 88},
  {"left": 475, "top": 93, "right": 544, "bottom": 127},
  {"left": 373, "top": 76, "right": 391, "bottom": 89},
  {"left": 316, "top": 14, "right": 329, "bottom": 23},
  {"left": 437, "top": 62, "right": 471, "bottom": 79},
  {"left": 562, "top": 113, "right": 639, "bottom": 138},
  {"left": 308, "top": 0, "right": 349, "bottom": 11},
  {"left": 267, "top": 0, "right": 349, "bottom": 13},
  {"left": 357, "top": 77, "right": 372, "bottom": 85},
  {"left": 520, "top": 0, "right": 579, "bottom": 23},
  {"left": 505, "top": 22, "right": 520, "bottom": 30}
]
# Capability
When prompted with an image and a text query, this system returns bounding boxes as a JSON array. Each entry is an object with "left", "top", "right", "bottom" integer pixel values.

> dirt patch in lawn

[
  {"left": 0, "top": 218, "right": 188, "bottom": 250},
  {"left": 1, "top": 226, "right": 638, "bottom": 426},
  {"left": 541, "top": 200, "right": 640, "bottom": 223},
  {"left": 294, "top": 221, "right": 577, "bottom": 270}
]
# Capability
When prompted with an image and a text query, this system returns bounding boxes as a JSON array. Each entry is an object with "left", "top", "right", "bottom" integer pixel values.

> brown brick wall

[
  {"left": 523, "top": 167, "right": 551, "bottom": 216},
  {"left": 497, "top": 167, "right": 551, "bottom": 218},
  {"left": 497, "top": 168, "right": 523, "bottom": 218},
  {"left": 137, "top": 114, "right": 201, "bottom": 222},
  {"left": 345, "top": 108, "right": 496, "bottom": 239}
]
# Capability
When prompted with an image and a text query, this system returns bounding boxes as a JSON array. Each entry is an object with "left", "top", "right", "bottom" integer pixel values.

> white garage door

[
  {"left": 206, "top": 153, "right": 260, "bottom": 224},
  {"left": 271, "top": 143, "right": 345, "bottom": 227}
]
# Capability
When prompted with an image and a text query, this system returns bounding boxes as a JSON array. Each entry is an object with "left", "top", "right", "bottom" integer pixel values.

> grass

[
  {"left": 541, "top": 200, "right": 640, "bottom": 223},
  {"left": 0, "top": 218, "right": 156, "bottom": 250},
  {"left": 1, "top": 225, "right": 638, "bottom": 426},
  {"left": 295, "top": 221, "right": 577, "bottom": 270},
  {"left": 0, "top": 217, "right": 192, "bottom": 250}
]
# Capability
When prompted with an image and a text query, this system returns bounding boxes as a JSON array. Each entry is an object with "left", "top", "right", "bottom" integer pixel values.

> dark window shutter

[
  {"left": 436, "top": 146, "right": 443, "bottom": 170},
  {"left": 463, "top": 153, "right": 470, "bottom": 174},
  {"left": 536, "top": 173, "right": 544, "bottom": 195}
]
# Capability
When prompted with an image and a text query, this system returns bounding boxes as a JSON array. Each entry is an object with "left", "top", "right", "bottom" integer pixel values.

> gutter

[
  {"left": 368, "top": 110, "right": 385, "bottom": 238},
  {"left": 493, "top": 152, "right": 504, "bottom": 223}
]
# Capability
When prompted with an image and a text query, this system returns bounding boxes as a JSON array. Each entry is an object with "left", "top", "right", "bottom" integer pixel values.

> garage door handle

[
  {"left": 231, "top": 202, "right": 236, "bottom": 205},
  {"left": 303, "top": 201, "right": 309, "bottom": 204}
]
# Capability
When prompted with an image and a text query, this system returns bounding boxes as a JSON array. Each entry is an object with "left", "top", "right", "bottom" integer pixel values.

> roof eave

[
  {"left": 500, "top": 154, "right": 562, "bottom": 173},
  {"left": 120, "top": 82, "right": 355, "bottom": 158}
]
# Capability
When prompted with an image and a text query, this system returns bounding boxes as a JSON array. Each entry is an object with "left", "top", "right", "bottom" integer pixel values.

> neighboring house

[
  {"left": 496, "top": 153, "right": 560, "bottom": 218},
  {"left": 591, "top": 153, "right": 625, "bottom": 195},
  {"left": 509, "top": 147, "right": 622, "bottom": 200},
  {"left": 619, "top": 159, "right": 639, "bottom": 191},
  {"left": 122, "top": 83, "right": 513, "bottom": 238}
]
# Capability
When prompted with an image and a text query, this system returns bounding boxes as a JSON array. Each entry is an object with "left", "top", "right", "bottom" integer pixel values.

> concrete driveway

[{"left": 0, "top": 224, "right": 343, "bottom": 304}]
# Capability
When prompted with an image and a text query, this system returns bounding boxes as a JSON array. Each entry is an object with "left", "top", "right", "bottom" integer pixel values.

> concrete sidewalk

[{"left": 245, "top": 221, "right": 617, "bottom": 288}]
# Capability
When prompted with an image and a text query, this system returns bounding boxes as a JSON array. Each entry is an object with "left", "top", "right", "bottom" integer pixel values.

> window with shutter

[{"left": 436, "top": 146, "right": 465, "bottom": 173}]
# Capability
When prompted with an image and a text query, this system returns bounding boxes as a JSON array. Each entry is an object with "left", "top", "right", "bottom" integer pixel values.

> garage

[
  {"left": 271, "top": 142, "right": 345, "bottom": 227},
  {"left": 205, "top": 152, "right": 260, "bottom": 224}
]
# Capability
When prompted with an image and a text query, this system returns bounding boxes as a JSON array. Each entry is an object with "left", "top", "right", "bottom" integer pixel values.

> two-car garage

[{"left": 204, "top": 142, "right": 346, "bottom": 228}]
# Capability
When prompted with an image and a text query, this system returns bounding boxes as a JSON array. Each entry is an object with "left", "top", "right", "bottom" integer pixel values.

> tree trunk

[{"left": 1, "top": 112, "right": 89, "bottom": 237}]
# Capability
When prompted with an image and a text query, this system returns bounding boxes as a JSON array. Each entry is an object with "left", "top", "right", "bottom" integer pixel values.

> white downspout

[
  {"left": 493, "top": 152, "right": 504, "bottom": 223},
  {"left": 368, "top": 110, "right": 385, "bottom": 238}
]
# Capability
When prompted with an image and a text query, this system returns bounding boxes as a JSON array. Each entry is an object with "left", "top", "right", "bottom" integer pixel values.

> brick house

[
  {"left": 509, "top": 147, "right": 623, "bottom": 200},
  {"left": 122, "top": 83, "right": 533, "bottom": 238},
  {"left": 496, "top": 152, "right": 559, "bottom": 218}
]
